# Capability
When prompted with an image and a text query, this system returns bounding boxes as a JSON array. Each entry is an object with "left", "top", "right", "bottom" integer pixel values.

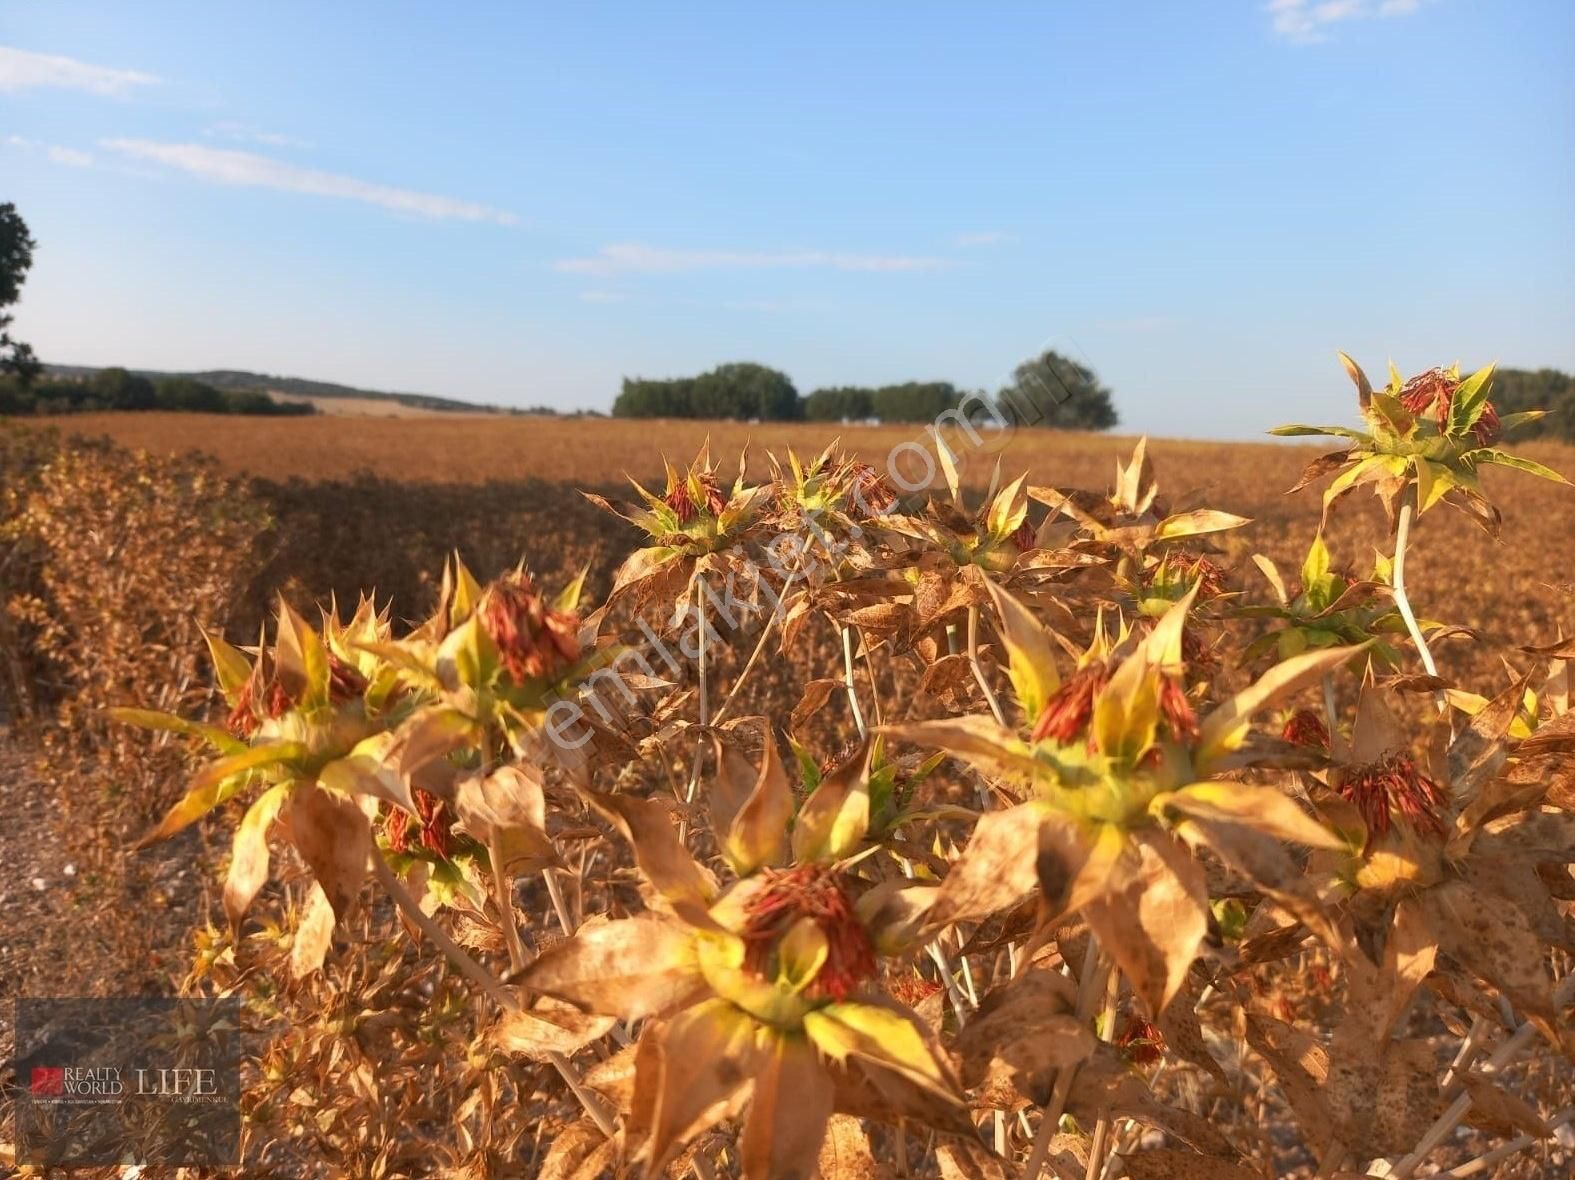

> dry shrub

[{"left": 3, "top": 435, "right": 268, "bottom": 992}]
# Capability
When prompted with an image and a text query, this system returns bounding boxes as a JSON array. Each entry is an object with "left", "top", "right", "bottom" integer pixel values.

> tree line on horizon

[{"left": 612, "top": 352, "right": 1124, "bottom": 430}]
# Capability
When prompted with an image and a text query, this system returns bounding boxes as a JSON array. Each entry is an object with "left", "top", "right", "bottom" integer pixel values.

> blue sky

[{"left": 2, "top": 1, "right": 1572, "bottom": 437}]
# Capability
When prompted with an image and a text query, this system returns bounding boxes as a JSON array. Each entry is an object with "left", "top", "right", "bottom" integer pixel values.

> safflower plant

[{"left": 116, "top": 354, "right": 1574, "bottom": 1179}]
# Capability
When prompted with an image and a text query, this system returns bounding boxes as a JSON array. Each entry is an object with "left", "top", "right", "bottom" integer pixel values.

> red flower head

[
  {"left": 1398, "top": 368, "right": 1501, "bottom": 446},
  {"left": 1116, "top": 1015, "right": 1167, "bottom": 1066},
  {"left": 1281, "top": 708, "right": 1331, "bottom": 751},
  {"left": 1012, "top": 518, "right": 1037, "bottom": 553},
  {"left": 225, "top": 652, "right": 366, "bottom": 738},
  {"left": 742, "top": 864, "right": 876, "bottom": 1002},
  {"left": 1337, "top": 751, "right": 1447, "bottom": 844},
  {"left": 1158, "top": 675, "right": 1199, "bottom": 741},
  {"left": 1031, "top": 664, "right": 1109, "bottom": 744},
  {"left": 480, "top": 572, "right": 581, "bottom": 684},
  {"left": 665, "top": 481, "right": 697, "bottom": 524},
  {"left": 385, "top": 789, "right": 457, "bottom": 859},
  {"left": 665, "top": 473, "right": 727, "bottom": 523}
]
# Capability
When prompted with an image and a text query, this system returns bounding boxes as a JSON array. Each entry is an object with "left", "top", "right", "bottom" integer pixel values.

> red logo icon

[{"left": 31, "top": 1066, "right": 65, "bottom": 1096}]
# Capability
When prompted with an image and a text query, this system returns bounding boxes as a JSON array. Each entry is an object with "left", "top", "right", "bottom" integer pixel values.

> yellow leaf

[
  {"left": 985, "top": 580, "right": 1060, "bottom": 722},
  {"left": 1163, "top": 783, "right": 1345, "bottom": 851}
]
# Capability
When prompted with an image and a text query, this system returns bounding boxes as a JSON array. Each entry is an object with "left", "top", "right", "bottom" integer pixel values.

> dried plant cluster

[{"left": 40, "top": 359, "right": 1575, "bottom": 1177}]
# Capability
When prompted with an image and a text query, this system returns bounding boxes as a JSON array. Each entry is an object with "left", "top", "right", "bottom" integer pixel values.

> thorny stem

[
  {"left": 842, "top": 625, "right": 868, "bottom": 737},
  {"left": 966, "top": 605, "right": 1007, "bottom": 726},
  {"left": 372, "top": 855, "right": 617, "bottom": 1139}
]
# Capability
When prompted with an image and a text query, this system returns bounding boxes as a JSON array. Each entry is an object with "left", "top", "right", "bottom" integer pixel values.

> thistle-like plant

[
  {"left": 1273, "top": 354, "right": 1568, "bottom": 534},
  {"left": 518, "top": 736, "right": 967, "bottom": 1178},
  {"left": 888, "top": 581, "right": 1355, "bottom": 1016},
  {"left": 1238, "top": 531, "right": 1409, "bottom": 667}
]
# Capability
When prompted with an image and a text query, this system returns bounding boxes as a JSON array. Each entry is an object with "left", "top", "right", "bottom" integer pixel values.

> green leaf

[
  {"left": 1268, "top": 424, "right": 1369, "bottom": 441},
  {"left": 136, "top": 742, "right": 306, "bottom": 848},
  {"left": 110, "top": 707, "right": 247, "bottom": 756},
  {"left": 985, "top": 580, "right": 1059, "bottom": 723},
  {"left": 1448, "top": 363, "right": 1496, "bottom": 436},
  {"left": 1300, "top": 534, "right": 1330, "bottom": 599},
  {"left": 1474, "top": 450, "right": 1572, "bottom": 486},
  {"left": 803, "top": 1000, "right": 959, "bottom": 1100}
]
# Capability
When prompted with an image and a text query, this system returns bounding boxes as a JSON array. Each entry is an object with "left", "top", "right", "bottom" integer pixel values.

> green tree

[
  {"left": 803, "top": 386, "right": 875, "bottom": 421},
  {"left": 613, "top": 363, "right": 799, "bottom": 420},
  {"left": 153, "top": 376, "right": 226, "bottom": 413},
  {"left": 997, "top": 350, "right": 1119, "bottom": 430},
  {"left": 871, "top": 381, "right": 961, "bottom": 423},
  {"left": 94, "top": 367, "right": 158, "bottom": 410},
  {"left": 0, "top": 203, "right": 41, "bottom": 386},
  {"left": 1487, "top": 367, "right": 1575, "bottom": 442}
]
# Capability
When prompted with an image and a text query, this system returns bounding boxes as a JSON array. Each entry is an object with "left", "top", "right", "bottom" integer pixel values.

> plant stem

[
  {"left": 711, "top": 566, "right": 799, "bottom": 726},
  {"left": 489, "top": 837, "right": 528, "bottom": 974},
  {"left": 374, "top": 852, "right": 518, "bottom": 1011},
  {"left": 1388, "top": 972, "right": 1575, "bottom": 1179},
  {"left": 374, "top": 854, "right": 616, "bottom": 1138},
  {"left": 1435, "top": 1107, "right": 1572, "bottom": 1178},
  {"left": 966, "top": 605, "right": 1007, "bottom": 726},
  {"left": 1083, "top": 966, "right": 1121, "bottom": 1180},
  {"left": 842, "top": 625, "right": 868, "bottom": 737},
  {"left": 1025, "top": 941, "right": 1109, "bottom": 1180},
  {"left": 861, "top": 630, "right": 884, "bottom": 728},
  {"left": 1321, "top": 673, "right": 1338, "bottom": 739},
  {"left": 1392, "top": 490, "right": 1444, "bottom": 715}
]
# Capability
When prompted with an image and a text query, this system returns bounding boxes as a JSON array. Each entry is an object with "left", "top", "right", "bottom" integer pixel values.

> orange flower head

[
  {"left": 1337, "top": 751, "right": 1447, "bottom": 843},
  {"left": 742, "top": 864, "right": 876, "bottom": 1002},
  {"left": 480, "top": 572, "right": 581, "bottom": 684},
  {"left": 1281, "top": 708, "right": 1330, "bottom": 751},
  {"left": 1398, "top": 368, "right": 1500, "bottom": 446}
]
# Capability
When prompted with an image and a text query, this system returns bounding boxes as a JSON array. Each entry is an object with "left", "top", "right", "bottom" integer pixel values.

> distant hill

[{"left": 44, "top": 364, "right": 500, "bottom": 414}]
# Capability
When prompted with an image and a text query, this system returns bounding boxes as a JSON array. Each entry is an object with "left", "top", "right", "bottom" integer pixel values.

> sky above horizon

[{"left": 3, "top": 1, "right": 1572, "bottom": 439}]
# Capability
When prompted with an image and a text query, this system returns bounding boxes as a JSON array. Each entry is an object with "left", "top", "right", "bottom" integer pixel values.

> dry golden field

[{"left": 37, "top": 409, "right": 1575, "bottom": 678}]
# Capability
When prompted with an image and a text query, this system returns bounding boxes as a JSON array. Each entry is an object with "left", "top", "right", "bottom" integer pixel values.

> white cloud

[
  {"left": 206, "top": 120, "right": 311, "bottom": 149},
  {"left": 0, "top": 45, "right": 158, "bottom": 96},
  {"left": 578, "top": 290, "right": 628, "bottom": 303},
  {"left": 555, "top": 243, "right": 943, "bottom": 275},
  {"left": 99, "top": 139, "right": 517, "bottom": 225},
  {"left": 954, "top": 231, "right": 1015, "bottom": 247},
  {"left": 47, "top": 145, "right": 93, "bottom": 167},
  {"left": 7, "top": 135, "right": 95, "bottom": 167},
  {"left": 1266, "top": 0, "right": 1433, "bottom": 43}
]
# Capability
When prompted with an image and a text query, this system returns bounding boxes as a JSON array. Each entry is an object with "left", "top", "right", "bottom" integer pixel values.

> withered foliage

[{"left": 7, "top": 359, "right": 1575, "bottom": 1178}]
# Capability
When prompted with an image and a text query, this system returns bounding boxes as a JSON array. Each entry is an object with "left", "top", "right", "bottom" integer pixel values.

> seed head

[
  {"left": 741, "top": 864, "right": 875, "bottom": 1002},
  {"left": 848, "top": 462, "right": 896, "bottom": 516},
  {"left": 480, "top": 572, "right": 580, "bottom": 684},
  {"left": 1337, "top": 751, "right": 1447, "bottom": 843}
]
